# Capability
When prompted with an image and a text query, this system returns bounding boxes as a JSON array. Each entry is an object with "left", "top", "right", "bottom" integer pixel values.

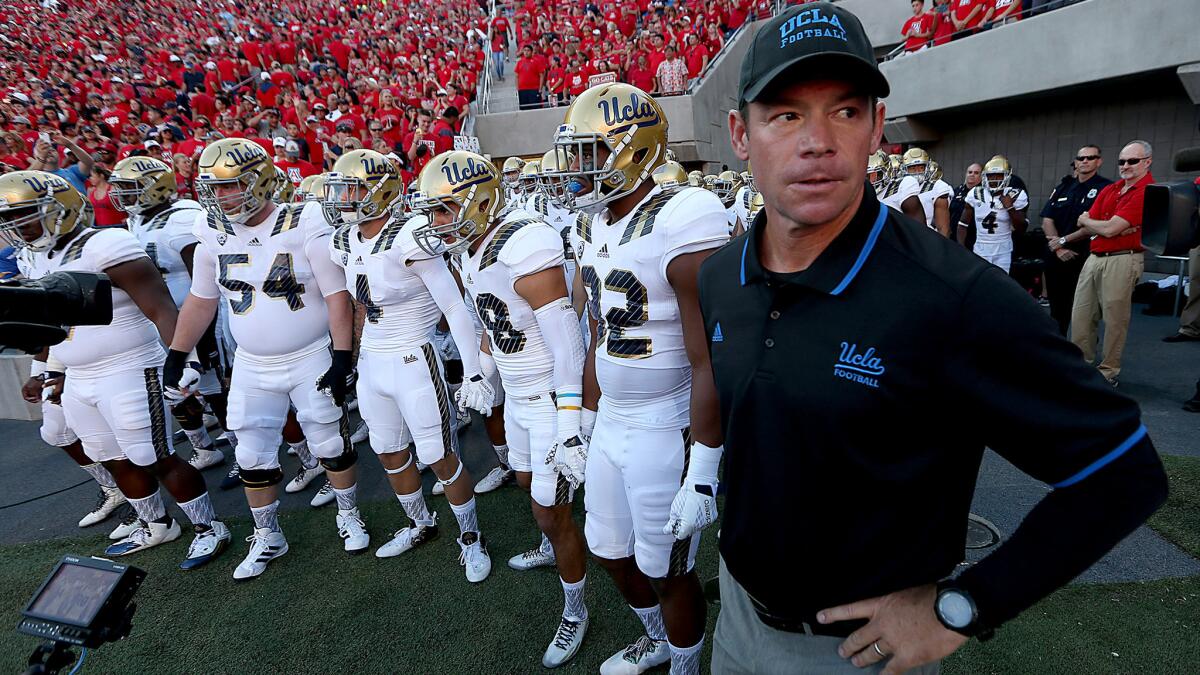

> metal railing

[
  {"left": 472, "top": 0, "right": 500, "bottom": 121},
  {"left": 883, "top": 0, "right": 1091, "bottom": 62}
]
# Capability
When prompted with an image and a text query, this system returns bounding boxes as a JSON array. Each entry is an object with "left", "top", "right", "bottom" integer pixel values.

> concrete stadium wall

[
  {"left": 838, "top": 0, "right": 909, "bottom": 50},
  {"left": 880, "top": 0, "right": 1200, "bottom": 120},
  {"left": 922, "top": 72, "right": 1200, "bottom": 218}
]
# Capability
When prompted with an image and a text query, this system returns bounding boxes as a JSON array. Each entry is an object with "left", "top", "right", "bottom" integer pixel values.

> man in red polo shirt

[
  {"left": 901, "top": 0, "right": 934, "bottom": 53},
  {"left": 1064, "top": 140, "right": 1154, "bottom": 386}
]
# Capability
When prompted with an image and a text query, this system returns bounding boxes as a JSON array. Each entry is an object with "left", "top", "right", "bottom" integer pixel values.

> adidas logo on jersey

[
  {"left": 465, "top": 274, "right": 473, "bottom": 285},
  {"left": 597, "top": 244, "right": 609, "bottom": 258},
  {"left": 712, "top": 322, "right": 724, "bottom": 343},
  {"left": 403, "top": 355, "right": 417, "bottom": 364},
  {"left": 248, "top": 238, "right": 262, "bottom": 247},
  {"left": 355, "top": 256, "right": 363, "bottom": 265}
]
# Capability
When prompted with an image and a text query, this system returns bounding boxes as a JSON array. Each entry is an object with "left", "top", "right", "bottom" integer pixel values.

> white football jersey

[
  {"left": 127, "top": 200, "right": 203, "bottom": 307},
  {"left": 880, "top": 178, "right": 910, "bottom": 212},
  {"left": 459, "top": 208, "right": 565, "bottom": 398},
  {"left": 19, "top": 228, "right": 164, "bottom": 377},
  {"left": 330, "top": 213, "right": 443, "bottom": 352},
  {"left": 894, "top": 176, "right": 953, "bottom": 230},
  {"left": 190, "top": 201, "right": 346, "bottom": 358},
  {"left": 965, "top": 185, "right": 1030, "bottom": 247},
  {"left": 574, "top": 185, "right": 729, "bottom": 429}
]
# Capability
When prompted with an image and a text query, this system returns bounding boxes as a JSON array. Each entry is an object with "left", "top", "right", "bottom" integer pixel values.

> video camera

[
  {"left": 17, "top": 555, "right": 145, "bottom": 674},
  {"left": 0, "top": 271, "right": 112, "bottom": 354},
  {"left": 1142, "top": 146, "right": 1200, "bottom": 258}
]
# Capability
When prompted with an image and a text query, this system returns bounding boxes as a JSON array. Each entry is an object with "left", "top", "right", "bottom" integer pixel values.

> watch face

[{"left": 937, "top": 590, "right": 973, "bottom": 629}]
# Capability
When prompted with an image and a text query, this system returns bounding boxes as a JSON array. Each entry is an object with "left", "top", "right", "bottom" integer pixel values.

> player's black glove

[
  {"left": 316, "top": 349, "right": 357, "bottom": 407},
  {"left": 163, "top": 349, "right": 202, "bottom": 404}
]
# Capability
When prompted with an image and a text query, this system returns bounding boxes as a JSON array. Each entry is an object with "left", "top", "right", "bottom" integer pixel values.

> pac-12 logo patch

[{"left": 834, "top": 341, "right": 884, "bottom": 388}]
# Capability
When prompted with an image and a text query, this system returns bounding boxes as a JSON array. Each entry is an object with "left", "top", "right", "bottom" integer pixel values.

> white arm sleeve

[
  {"left": 189, "top": 242, "right": 220, "bottom": 300},
  {"left": 411, "top": 256, "right": 483, "bottom": 378},
  {"left": 533, "top": 297, "right": 586, "bottom": 438},
  {"left": 305, "top": 231, "right": 348, "bottom": 297}
]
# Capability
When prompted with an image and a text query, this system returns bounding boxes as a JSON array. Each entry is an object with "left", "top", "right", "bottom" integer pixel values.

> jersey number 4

[
  {"left": 980, "top": 211, "right": 998, "bottom": 235},
  {"left": 580, "top": 265, "right": 651, "bottom": 359},
  {"left": 218, "top": 253, "right": 306, "bottom": 315}
]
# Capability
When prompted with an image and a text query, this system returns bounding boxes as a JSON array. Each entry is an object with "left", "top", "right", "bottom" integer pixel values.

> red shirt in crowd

[
  {"left": 515, "top": 54, "right": 546, "bottom": 91},
  {"left": 685, "top": 43, "right": 709, "bottom": 78},
  {"left": 902, "top": 11, "right": 934, "bottom": 52},
  {"left": 1087, "top": 172, "right": 1153, "bottom": 254},
  {"left": 275, "top": 158, "right": 319, "bottom": 187},
  {"left": 953, "top": 0, "right": 985, "bottom": 31}
]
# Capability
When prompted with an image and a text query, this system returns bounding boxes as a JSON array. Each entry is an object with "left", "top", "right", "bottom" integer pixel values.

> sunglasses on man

[{"left": 1116, "top": 157, "right": 1147, "bottom": 166}]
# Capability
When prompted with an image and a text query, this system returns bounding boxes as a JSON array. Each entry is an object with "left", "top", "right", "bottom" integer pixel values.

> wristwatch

[
  {"left": 934, "top": 581, "right": 981, "bottom": 637},
  {"left": 1057, "top": 237, "right": 1067, "bottom": 247}
]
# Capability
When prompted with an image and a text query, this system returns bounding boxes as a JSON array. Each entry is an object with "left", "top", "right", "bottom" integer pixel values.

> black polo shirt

[
  {"left": 1040, "top": 173, "right": 1113, "bottom": 254},
  {"left": 698, "top": 185, "right": 1150, "bottom": 622}
]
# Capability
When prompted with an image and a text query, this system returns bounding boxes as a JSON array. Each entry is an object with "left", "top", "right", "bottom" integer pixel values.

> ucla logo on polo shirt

[
  {"left": 778, "top": 7, "right": 847, "bottom": 48},
  {"left": 833, "top": 341, "right": 884, "bottom": 389}
]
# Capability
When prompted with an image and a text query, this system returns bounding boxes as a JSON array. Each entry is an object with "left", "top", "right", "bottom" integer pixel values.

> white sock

[
  {"left": 396, "top": 488, "right": 433, "bottom": 525},
  {"left": 449, "top": 497, "right": 479, "bottom": 536},
  {"left": 184, "top": 425, "right": 213, "bottom": 451},
  {"left": 178, "top": 493, "right": 215, "bottom": 528},
  {"left": 81, "top": 462, "right": 117, "bottom": 489},
  {"left": 492, "top": 444, "right": 510, "bottom": 469},
  {"left": 128, "top": 490, "right": 167, "bottom": 523},
  {"left": 561, "top": 575, "right": 587, "bottom": 621},
  {"left": 332, "top": 483, "right": 358, "bottom": 511},
  {"left": 668, "top": 637, "right": 703, "bottom": 675},
  {"left": 250, "top": 500, "right": 281, "bottom": 533},
  {"left": 291, "top": 440, "right": 318, "bottom": 469},
  {"left": 632, "top": 604, "right": 667, "bottom": 642}
]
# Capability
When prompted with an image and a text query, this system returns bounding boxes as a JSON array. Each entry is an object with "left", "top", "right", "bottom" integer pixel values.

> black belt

[
  {"left": 746, "top": 592, "right": 866, "bottom": 637},
  {"left": 1092, "top": 249, "right": 1137, "bottom": 257}
]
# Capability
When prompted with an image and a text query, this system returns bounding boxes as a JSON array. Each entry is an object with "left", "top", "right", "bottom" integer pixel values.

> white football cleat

[
  {"left": 432, "top": 480, "right": 445, "bottom": 496},
  {"left": 79, "top": 485, "right": 126, "bottom": 527},
  {"left": 203, "top": 413, "right": 220, "bottom": 429},
  {"left": 284, "top": 464, "right": 325, "bottom": 493},
  {"left": 416, "top": 460, "right": 430, "bottom": 473},
  {"left": 508, "top": 543, "right": 557, "bottom": 571},
  {"left": 104, "top": 518, "right": 182, "bottom": 556},
  {"left": 599, "top": 636, "right": 671, "bottom": 675},
  {"left": 336, "top": 508, "right": 370, "bottom": 554},
  {"left": 350, "top": 420, "right": 369, "bottom": 445},
  {"left": 543, "top": 615, "right": 589, "bottom": 668},
  {"left": 233, "top": 528, "right": 288, "bottom": 580},
  {"left": 180, "top": 520, "right": 231, "bottom": 570},
  {"left": 474, "top": 466, "right": 515, "bottom": 494},
  {"left": 108, "top": 509, "right": 140, "bottom": 540},
  {"left": 286, "top": 445, "right": 297, "bottom": 456},
  {"left": 188, "top": 446, "right": 226, "bottom": 471},
  {"left": 375, "top": 513, "right": 439, "bottom": 558},
  {"left": 310, "top": 480, "right": 336, "bottom": 507},
  {"left": 457, "top": 533, "right": 492, "bottom": 583}
]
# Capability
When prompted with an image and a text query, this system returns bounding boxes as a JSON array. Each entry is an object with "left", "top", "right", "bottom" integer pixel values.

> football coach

[{"left": 693, "top": 3, "right": 1169, "bottom": 673}]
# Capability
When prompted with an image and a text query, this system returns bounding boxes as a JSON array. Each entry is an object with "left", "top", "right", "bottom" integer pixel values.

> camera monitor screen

[{"left": 27, "top": 563, "right": 122, "bottom": 626}]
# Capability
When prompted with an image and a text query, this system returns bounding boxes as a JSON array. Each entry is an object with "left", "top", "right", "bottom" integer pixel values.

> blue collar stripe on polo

[
  {"left": 739, "top": 236, "right": 750, "bottom": 286},
  {"left": 830, "top": 203, "right": 886, "bottom": 296},
  {"left": 1051, "top": 424, "right": 1147, "bottom": 489}
]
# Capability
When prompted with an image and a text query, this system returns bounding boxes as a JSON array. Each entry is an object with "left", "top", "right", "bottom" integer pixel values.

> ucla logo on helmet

[
  {"left": 131, "top": 159, "right": 161, "bottom": 173},
  {"left": 598, "top": 93, "right": 658, "bottom": 131},
  {"left": 22, "top": 173, "right": 69, "bottom": 195},
  {"left": 224, "top": 145, "right": 262, "bottom": 168},
  {"left": 440, "top": 156, "right": 492, "bottom": 191},
  {"left": 359, "top": 155, "right": 391, "bottom": 177}
]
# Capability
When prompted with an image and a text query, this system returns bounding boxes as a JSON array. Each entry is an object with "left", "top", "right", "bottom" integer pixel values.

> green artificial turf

[{"left": 1147, "top": 454, "right": 1200, "bottom": 558}]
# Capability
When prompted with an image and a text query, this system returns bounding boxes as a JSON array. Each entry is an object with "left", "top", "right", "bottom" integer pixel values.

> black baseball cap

[{"left": 738, "top": 2, "right": 888, "bottom": 109}]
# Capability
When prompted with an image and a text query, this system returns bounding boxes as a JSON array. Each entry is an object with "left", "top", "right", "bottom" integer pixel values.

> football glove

[
  {"left": 663, "top": 442, "right": 723, "bottom": 540},
  {"left": 546, "top": 435, "right": 588, "bottom": 489},
  {"left": 163, "top": 349, "right": 203, "bottom": 404},
  {"left": 316, "top": 349, "right": 357, "bottom": 408},
  {"left": 455, "top": 374, "right": 495, "bottom": 416}
]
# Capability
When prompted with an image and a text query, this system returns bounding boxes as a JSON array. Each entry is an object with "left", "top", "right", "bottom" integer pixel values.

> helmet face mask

[
  {"left": 109, "top": 157, "right": 177, "bottom": 215},
  {"left": 537, "top": 148, "right": 575, "bottom": 207},
  {"left": 411, "top": 150, "right": 505, "bottom": 256},
  {"left": 196, "top": 139, "right": 279, "bottom": 225},
  {"left": 983, "top": 156, "right": 1011, "bottom": 194},
  {"left": 0, "top": 171, "right": 91, "bottom": 251},
  {"left": 713, "top": 170, "right": 743, "bottom": 205},
  {"left": 551, "top": 83, "right": 668, "bottom": 215},
  {"left": 323, "top": 149, "right": 402, "bottom": 226}
]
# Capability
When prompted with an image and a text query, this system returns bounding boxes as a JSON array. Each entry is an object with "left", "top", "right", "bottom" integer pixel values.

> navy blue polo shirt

[
  {"left": 697, "top": 185, "right": 1151, "bottom": 621},
  {"left": 1040, "top": 173, "right": 1112, "bottom": 253}
]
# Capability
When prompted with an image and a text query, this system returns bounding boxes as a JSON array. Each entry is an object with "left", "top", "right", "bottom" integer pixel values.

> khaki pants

[
  {"left": 712, "top": 557, "right": 939, "bottom": 675},
  {"left": 1070, "top": 252, "right": 1144, "bottom": 380},
  {"left": 1177, "top": 246, "right": 1200, "bottom": 337}
]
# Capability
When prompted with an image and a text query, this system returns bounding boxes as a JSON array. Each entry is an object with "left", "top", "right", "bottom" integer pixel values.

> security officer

[
  {"left": 701, "top": 4, "right": 1168, "bottom": 674},
  {"left": 1043, "top": 146, "right": 1112, "bottom": 335}
]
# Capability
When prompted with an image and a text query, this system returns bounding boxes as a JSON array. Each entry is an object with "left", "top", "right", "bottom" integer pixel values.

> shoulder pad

[
  {"left": 480, "top": 216, "right": 539, "bottom": 270},
  {"left": 270, "top": 203, "right": 306, "bottom": 237},
  {"left": 620, "top": 187, "right": 680, "bottom": 245},
  {"left": 58, "top": 228, "right": 103, "bottom": 263},
  {"left": 331, "top": 223, "right": 354, "bottom": 253}
]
